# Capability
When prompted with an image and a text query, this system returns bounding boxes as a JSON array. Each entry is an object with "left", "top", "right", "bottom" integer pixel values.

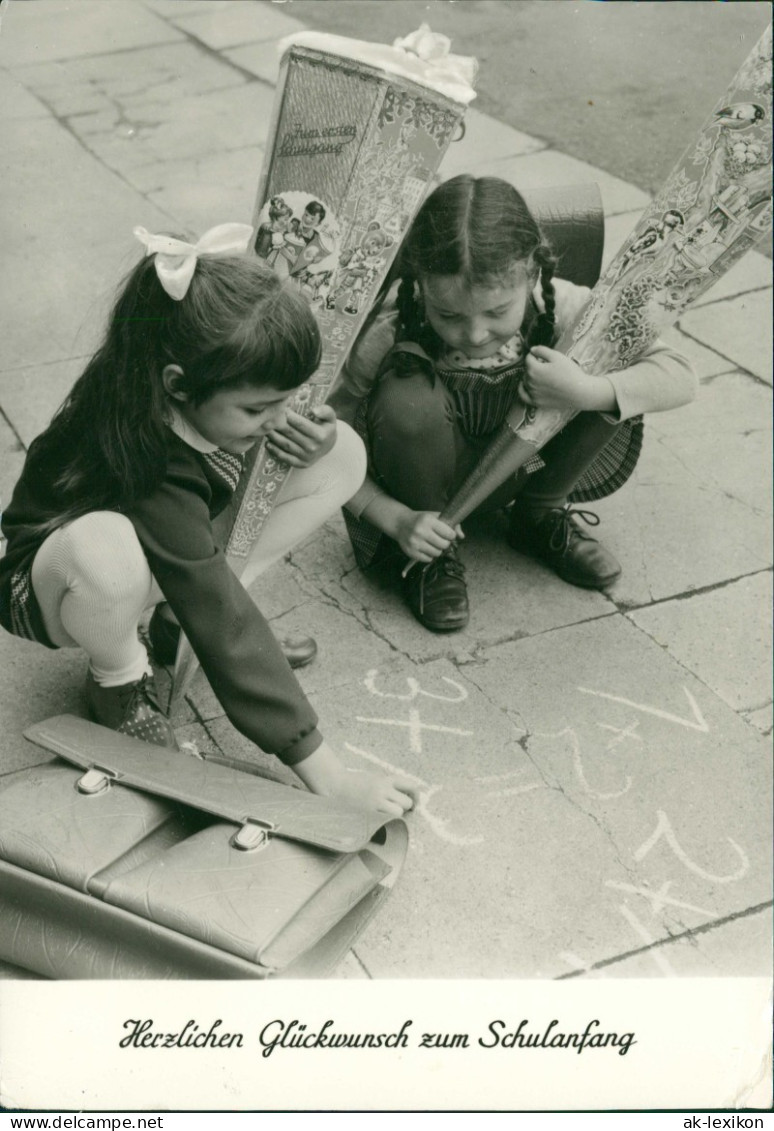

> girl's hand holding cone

[{"left": 522, "top": 347, "right": 618, "bottom": 413}]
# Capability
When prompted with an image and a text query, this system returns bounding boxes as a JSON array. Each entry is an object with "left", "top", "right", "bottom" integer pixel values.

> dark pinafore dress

[{"left": 344, "top": 316, "right": 643, "bottom": 570}]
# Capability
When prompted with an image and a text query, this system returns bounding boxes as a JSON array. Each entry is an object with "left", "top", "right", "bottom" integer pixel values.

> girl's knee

[
  {"left": 53, "top": 512, "right": 152, "bottom": 601},
  {"left": 369, "top": 372, "right": 452, "bottom": 442},
  {"left": 330, "top": 419, "right": 367, "bottom": 488}
]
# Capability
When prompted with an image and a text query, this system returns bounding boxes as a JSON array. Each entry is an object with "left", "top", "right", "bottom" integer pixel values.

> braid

[
  {"left": 529, "top": 243, "right": 558, "bottom": 349},
  {"left": 396, "top": 274, "right": 425, "bottom": 343}
]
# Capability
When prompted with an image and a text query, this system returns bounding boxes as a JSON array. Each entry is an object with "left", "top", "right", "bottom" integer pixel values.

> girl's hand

[
  {"left": 523, "top": 346, "right": 617, "bottom": 412},
  {"left": 266, "top": 405, "right": 337, "bottom": 468},
  {"left": 395, "top": 510, "right": 463, "bottom": 562},
  {"left": 294, "top": 740, "right": 420, "bottom": 816}
]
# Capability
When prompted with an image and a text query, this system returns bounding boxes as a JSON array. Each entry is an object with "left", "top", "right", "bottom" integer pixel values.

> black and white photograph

[{"left": 0, "top": 0, "right": 771, "bottom": 1115}]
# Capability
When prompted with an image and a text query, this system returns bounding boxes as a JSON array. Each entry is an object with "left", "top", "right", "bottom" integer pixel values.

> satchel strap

[{"left": 24, "top": 715, "right": 388, "bottom": 853}]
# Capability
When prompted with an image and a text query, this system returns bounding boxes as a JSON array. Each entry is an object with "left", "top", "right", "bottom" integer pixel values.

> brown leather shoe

[
  {"left": 508, "top": 505, "right": 622, "bottom": 589},
  {"left": 148, "top": 606, "right": 317, "bottom": 670},
  {"left": 403, "top": 544, "right": 469, "bottom": 632},
  {"left": 85, "top": 671, "right": 178, "bottom": 749}
]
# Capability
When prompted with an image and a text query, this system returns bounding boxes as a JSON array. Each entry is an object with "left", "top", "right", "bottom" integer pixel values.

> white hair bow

[{"left": 133, "top": 222, "right": 254, "bottom": 300}]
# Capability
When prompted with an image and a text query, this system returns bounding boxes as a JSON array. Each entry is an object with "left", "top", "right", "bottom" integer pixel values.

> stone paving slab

[
  {"left": 290, "top": 517, "right": 614, "bottom": 665},
  {"left": 0, "top": 69, "right": 49, "bottom": 119},
  {"left": 1, "top": 117, "right": 174, "bottom": 372},
  {"left": 74, "top": 82, "right": 274, "bottom": 173},
  {"left": 0, "top": 413, "right": 26, "bottom": 514},
  {"left": 10, "top": 41, "right": 248, "bottom": 116},
  {"left": 680, "top": 292, "right": 773, "bottom": 385},
  {"left": 142, "top": 0, "right": 224, "bottom": 17},
  {"left": 438, "top": 107, "right": 546, "bottom": 179},
  {"left": 185, "top": 571, "right": 399, "bottom": 723},
  {"left": 0, "top": 634, "right": 84, "bottom": 777},
  {"left": 168, "top": 1, "right": 306, "bottom": 50},
  {"left": 628, "top": 573, "right": 773, "bottom": 718},
  {"left": 658, "top": 327, "right": 736, "bottom": 382},
  {"left": 743, "top": 704, "right": 773, "bottom": 738},
  {"left": 572, "top": 905, "right": 772, "bottom": 979},
  {"left": 442, "top": 616, "right": 773, "bottom": 977},
  {"left": 141, "top": 146, "right": 265, "bottom": 234},
  {"left": 644, "top": 371, "right": 773, "bottom": 518},
  {"left": 3, "top": 0, "right": 182, "bottom": 67},
  {"left": 475, "top": 147, "right": 651, "bottom": 218},
  {"left": 222, "top": 41, "right": 283, "bottom": 86},
  {"left": 0, "top": 358, "right": 86, "bottom": 451},
  {"left": 589, "top": 371, "right": 772, "bottom": 608}
]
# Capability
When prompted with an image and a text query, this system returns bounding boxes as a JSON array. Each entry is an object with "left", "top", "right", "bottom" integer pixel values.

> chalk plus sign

[{"left": 355, "top": 708, "right": 473, "bottom": 754}]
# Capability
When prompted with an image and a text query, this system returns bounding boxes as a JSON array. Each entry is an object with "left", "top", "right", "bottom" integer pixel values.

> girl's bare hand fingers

[
  {"left": 424, "top": 517, "right": 457, "bottom": 540},
  {"left": 395, "top": 780, "right": 422, "bottom": 807},
  {"left": 283, "top": 409, "right": 331, "bottom": 438},
  {"left": 266, "top": 441, "right": 307, "bottom": 464},
  {"left": 267, "top": 450, "right": 305, "bottom": 467},
  {"left": 268, "top": 429, "right": 314, "bottom": 455},
  {"left": 308, "top": 404, "right": 336, "bottom": 424}
]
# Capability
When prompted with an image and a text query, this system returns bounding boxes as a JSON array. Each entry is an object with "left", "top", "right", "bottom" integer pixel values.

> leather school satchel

[{"left": 0, "top": 715, "right": 408, "bottom": 979}]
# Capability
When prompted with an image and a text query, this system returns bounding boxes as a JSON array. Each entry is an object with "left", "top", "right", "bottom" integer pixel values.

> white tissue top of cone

[{"left": 277, "top": 24, "right": 477, "bottom": 104}]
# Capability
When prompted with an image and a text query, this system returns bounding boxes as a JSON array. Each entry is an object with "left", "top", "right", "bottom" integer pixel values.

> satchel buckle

[
  {"left": 231, "top": 818, "right": 276, "bottom": 852},
  {"left": 76, "top": 765, "right": 119, "bottom": 795}
]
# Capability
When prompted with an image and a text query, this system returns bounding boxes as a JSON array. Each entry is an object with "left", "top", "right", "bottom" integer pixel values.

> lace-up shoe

[
  {"left": 403, "top": 544, "right": 469, "bottom": 632},
  {"left": 85, "top": 671, "right": 178, "bottom": 749},
  {"left": 508, "top": 505, "right": 622, "bottom": 589}
]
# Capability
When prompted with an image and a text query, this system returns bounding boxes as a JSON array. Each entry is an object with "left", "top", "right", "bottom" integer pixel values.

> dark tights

[{"left": 367, "top": 368, "right": 621, "bottom": 515}]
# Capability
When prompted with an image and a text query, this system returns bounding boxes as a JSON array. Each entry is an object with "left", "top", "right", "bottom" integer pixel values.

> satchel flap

[
  {"left": 0, "top": 762, "right": 172, "bottom": 893},
  {"left": 24, "top": 715, "right": 388, "bottom": 853}
]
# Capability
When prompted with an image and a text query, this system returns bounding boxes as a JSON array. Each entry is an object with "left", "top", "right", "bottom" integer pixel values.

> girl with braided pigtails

[{"left": 331, "top": 175, "right": 697, "bottom": 632}]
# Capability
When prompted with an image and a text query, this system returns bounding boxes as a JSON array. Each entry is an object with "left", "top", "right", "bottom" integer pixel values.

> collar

[{"left": 166, "top": 404, "right": 219, "bottom": 454}]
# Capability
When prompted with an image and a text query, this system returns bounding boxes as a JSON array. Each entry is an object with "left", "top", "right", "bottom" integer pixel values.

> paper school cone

[
  {"left": 435, "top": 24, "right": 772, "bottom": 531},
  {"left": 172, "top": 27, "right": 476, "bottom": 706}
]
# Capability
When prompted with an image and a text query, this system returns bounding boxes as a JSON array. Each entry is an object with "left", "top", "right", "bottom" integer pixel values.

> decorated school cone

[
  {"left": 171, "top": 26, "right": 476, "bottom": 704},
  {"left": 432, "top": 24, "right": 772, "bottom": 534}
]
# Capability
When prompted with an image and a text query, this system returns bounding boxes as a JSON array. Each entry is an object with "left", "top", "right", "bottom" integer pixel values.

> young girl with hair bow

[
  {"left": 332, "top": 175, "right": 698, "bottom": 632},
  {"left": 0, "top": 224, "right": 418, "bottom": 816}
]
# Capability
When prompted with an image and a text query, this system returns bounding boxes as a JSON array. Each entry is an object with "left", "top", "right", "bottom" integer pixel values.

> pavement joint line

[
  {"left": 0, "top": 406, "right": 26, "bottom": 452},
  {"left": 0, "top": 354, "right": 92, "bottom": 376},
  {"left": 555, "top": 899, "right": 774, "bottom": 980},
  {"left": 156, "top": 22, "right": 285, "bottom": 90},
  {"left": 620, "top": 615, "right": 771, "bottom": 723},
  {"left": 617, "top": 565, "right": 773, "bottom": 614},
  {"left": 11, "top": 80, "right": 187, "bottom": 235},
  {"left": 341, "top": 948, "right": 371, "bottom": 979},
  {"left": 137, "top": 2, "right": 667, "bottom": 219},
  {"left": 699, "top": 368, "right": 753, "bottom": 386},
  {"left": 480, "top": 606, "right": 621, "bottom": 653},
  {"left": 690, "top": 282, "right": 773, "bottom": 312},
  {"left": 675, "top": 324, "right": 773, "bottom": 389}
]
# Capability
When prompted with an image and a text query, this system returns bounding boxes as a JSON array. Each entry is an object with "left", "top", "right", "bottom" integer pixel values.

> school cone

[
  {"left": 431, "top": 24, "right": 772, "bottom": 535},
  {"left": 171, "top": 27, "right": 477, "bottom": 707}
]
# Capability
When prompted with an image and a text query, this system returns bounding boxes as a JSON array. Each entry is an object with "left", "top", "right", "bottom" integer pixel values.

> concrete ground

[{"left": 0, "top": 0, "right": 771, "bottom": 981}]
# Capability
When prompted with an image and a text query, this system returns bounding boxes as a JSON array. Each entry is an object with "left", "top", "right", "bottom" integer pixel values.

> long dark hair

[
  {"left": 394, "top": 175, "right": 557, "bottom": 356},
  {"left": 28, "top": 250, "right": 321, "bottom": 529}
]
